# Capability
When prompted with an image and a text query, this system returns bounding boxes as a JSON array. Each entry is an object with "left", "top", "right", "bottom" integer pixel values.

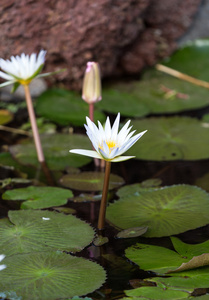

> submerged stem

[
  {"left": 24, "top": 84, "right": 45, "bottom": 163},
  {"left": 98, "top": 161, "right": 111, "bottom": 230}
]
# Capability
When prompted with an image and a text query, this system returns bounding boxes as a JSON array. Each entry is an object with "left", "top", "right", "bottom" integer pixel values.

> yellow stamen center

[
  {"left": 19, "top": 79, "right": 32, "bottom": 85},
  {"left": 99, "top": 140, "right": 117, "bottom": 154}
]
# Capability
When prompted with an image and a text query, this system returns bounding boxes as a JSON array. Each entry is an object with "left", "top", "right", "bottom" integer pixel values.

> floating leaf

[
  {"left": 0, "top": 210, "right": 95, "bottom": 256},
  {"left": 0, "top": 251, "right": 106, "bottom": 300},
  {"left": 2, "top": 186, "right": 73, "bottom": 209},
  {"left": 163, "top": 39, "right": 209, "bottom": 82},
  {"left": 72, "top": 193, "right": 102, "bottom": 202},
  {"left": 125, "top": 236, "right": 209, "bottom": 275},
  {"left": 101, "top": 68, "right": 209, "bottom": 116},
  {"left": 123, "top": 285, "right": 189, "bottom": 300},
  {"left": 116, "top": 227, "right": 148, "bottom": 239},
  {"left": 97, "top": 89, "right": 150, "bottom": 117},
  {"left": 9, "top": 133, "right": 91, "bottom": 169},
  {"left": 36, "top": 88, "right": 105, "bottom": 126},
  {"left": 93, "top": 235, "right": 109, "bottom": 246},
  {"left": 0, "top": 109, "right": 13, "bottom": 125},
  {"left": 107, "top": 184, "right": 209, "bottom": 237},
  {"left": 60, "top": 171, "right": 124, "bottom": 191},
  {"left": 127, "top": 116, "right": 209, "bottom": 161}
]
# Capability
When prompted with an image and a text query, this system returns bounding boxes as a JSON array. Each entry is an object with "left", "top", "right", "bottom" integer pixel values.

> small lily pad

[
  {"left": 93, "top": 235, "right": 109, "bottom": 246},
  {"left": 0, "top": 210, "right": 95, "bottom": 256},
  {"left": 60, "top": 171, "right": 124, "bottom": 191},
  {"left": 116, "top": 227, "right": 148, "bottom": 239},
  {"left": 0, "top": 109, "right": 13, "bottom": 125},
  {"left": 36, "top": 88, "right": 105, "bottom": 126},
  {"left": 123, "top": 285, "right": 189, "bottom": 300},
  {"left": 9, "top": 133, "right": 91, "bottom": 169},
  {"left": 127, "top": 116, "right": 209, "bottom": 161},
  {"left": 2, "top": 186, "right": 73, "bottom": 209},
  {"left": 0, "top": 251, "right": 106, "bottom": 300},
  {"left": 72, "top": 193, "right": 102, "bottom": 202},
  {"left": 107, "top": 184, "right": 209, "bottom": 237}
]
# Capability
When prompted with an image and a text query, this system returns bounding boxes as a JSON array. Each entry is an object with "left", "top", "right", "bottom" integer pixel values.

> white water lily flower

[
  {"left": 0, "top": 254, "right": 6, "bottom": 271},
  {"left": 0, "top": 50, "right": 47, "bottom": 90},
  {"left": 70, "top": 113, "right": 147, "bottom": 162}
]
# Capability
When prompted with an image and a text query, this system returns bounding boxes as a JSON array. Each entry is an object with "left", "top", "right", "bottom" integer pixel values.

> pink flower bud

[{"left": 82, "top": 62, "right": 102, "bottom": 104}]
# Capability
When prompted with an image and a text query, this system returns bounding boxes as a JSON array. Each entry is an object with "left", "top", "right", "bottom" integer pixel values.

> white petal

[
  {"left": 0, "top": 71, "right": 14, "bottom": 80},
  {"left": 111, "top": 156, "right": 135, "bottom": 162},
  {"left": 0, "top": 254, "right": 5, "bottom": 262},
  {"left": 70, "top": 149, "right": 102, "bottom": 159},
  {"left": 0, "top": 265, "right": 6, "bottom": 271}
]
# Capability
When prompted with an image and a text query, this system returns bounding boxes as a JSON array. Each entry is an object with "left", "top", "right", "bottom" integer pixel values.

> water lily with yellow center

[
  {"left": 0, "top": 50, "right": 47, "bottom": 91},
  {"left": 70, "top": 113, "right": 147, "bottom": 162}
]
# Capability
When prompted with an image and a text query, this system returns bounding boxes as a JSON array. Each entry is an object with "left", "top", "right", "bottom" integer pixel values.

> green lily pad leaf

[
  {"left": 195, "top": 172, "right": 209, "bottom": 192},
  {"left": 116, "top": 183, "right": 158, "bottom": 198},
  {"left": 149, "top": 269, "right": 209, "bottom": 291},
  {"left": 2, "top": 186, "right": 73, "bottom": 209},
  {"left": 125, "top": 236, "right": 209, "bottom": 275},
  {"left": 72, "top": 193, "right": 102, "bottom": 202},
  {"left": 0, "top": 109, "right": 13, "bottom": 125},
  {"left": 0, "top": 210, "right": 95, "bottom": 255},
  {"left": 36, "top": 88, "right": 105, "bottom": 126},
  {"left": 9, "top": 133, "right": 91, "bottom": 169},
  {"left": 127, "top": 116, "right": 209, "bottom": 161},
  {"left": 0, "top": 251, "right": 106, "bottom": 300},
  {"left": 103, "top": 69, "right": 209, "bottom": 115},
  {"left": 97, "top": 88, "right": 150, "bottom": 117},
  {"left": 53, "top": 206, "right": 76, "bottom": 214},
  {"left": 60, "top": 171, "right": 124, "bottom": 191},
  {"left": 116, "top": 227, "right": 148, "bottom": 239},
  {"left": 124, "top": 285, "right": 189, "bottom": 300},
  {"left": 107, "top": 184, "right": 209, "bottom": 237},
  {"left": 163, "top": 39, "right": 209, "bottom": 82},
  {"left": 0, "top": 178, "right": 31, "bottom": 189},
  {"left": 167, "top": 253, "right": 209, "bottom": 274},
  {"left": 93, "top": 235, "right": 109, "bottom": 246}
]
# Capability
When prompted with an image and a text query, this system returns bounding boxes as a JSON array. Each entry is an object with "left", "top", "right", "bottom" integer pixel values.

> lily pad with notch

[
  {"left": 9, "top": 133, "right": 92, "bottom": 169},
  {"left": 125, "top": 236, "right": 209, "bottom": 275},
  {"left": 127, "top": 116, "right": 209, "bottom": 161},
  {"left": 60, "top": 171, "right": 124, "bottom": 191},
  {"left": 2, "top": 186, "right": 73, "bottom": 209},
  {"left": 0, "top": 251, "right": 106, "bottom": 300},
  {"left": 107, "top": 184, "right": 209, "bottom": 237},
  {"left": 36, "top": 88, "right": 105, "bottom": 126},
  {"left": 0, "top": 210, "right": 95, "bottom": 256}
]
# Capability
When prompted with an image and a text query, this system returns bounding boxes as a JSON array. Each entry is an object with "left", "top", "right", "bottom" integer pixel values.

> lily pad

[
  {"left": 116, "top": 227, "right": 148, "bottom": 239},
  {"left": 101, "top": 68, "right": 209, "bottom": 115},
  {"left": 2, "top": 186, "right": 73, "bottom": 209},
  {"left": 125, "top": 236, "right": 209, "bottom": 275},
  {"left": 97, "top": 89, "right": 150, "bottom": 117},
  {"left": 0, "top": 210, "right": 95, "bottom": 256},
  {"left": 107, "top": 184, "right": 209, "bottom": 237},
  {"left": 123, "top": 285, "right": 189, "bottom": 300},
  {"left": 60, "top": 171, "right": 124, "bottom": 191},
  {"left": 36, "top": 88, "right": 105, "bottom": 126},
  {"left": 163, "top": 39, "right": 209, "bottom": 82},
  {"left": 9, "top": 133, "right": 91, "bottom": 169},
  {"left": 0, "top": 251, "right": 106, "bottom": 300},
  {"left": 0, "top": 109, "right": 13, "bottom": 125},
  {"left": 127, "top": 116, "right": 209, "bottom": 161}
]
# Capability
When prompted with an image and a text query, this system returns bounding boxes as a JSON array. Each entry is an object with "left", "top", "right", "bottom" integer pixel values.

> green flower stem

[
  {"left": 24, "top": 84, "right": 45, "bottom": 163},
  {"left": 98, "top": 161, "right": 111, "bottom": 230}
]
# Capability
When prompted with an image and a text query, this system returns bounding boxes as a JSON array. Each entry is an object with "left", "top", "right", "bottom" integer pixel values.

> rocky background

[{"left": 0, "top": 0, "right": 203, "bottom": 90}]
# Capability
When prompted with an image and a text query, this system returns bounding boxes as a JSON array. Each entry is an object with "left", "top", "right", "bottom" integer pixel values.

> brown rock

[{"left": 0, "top": 0, "right": 201, "bottom": 89}]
